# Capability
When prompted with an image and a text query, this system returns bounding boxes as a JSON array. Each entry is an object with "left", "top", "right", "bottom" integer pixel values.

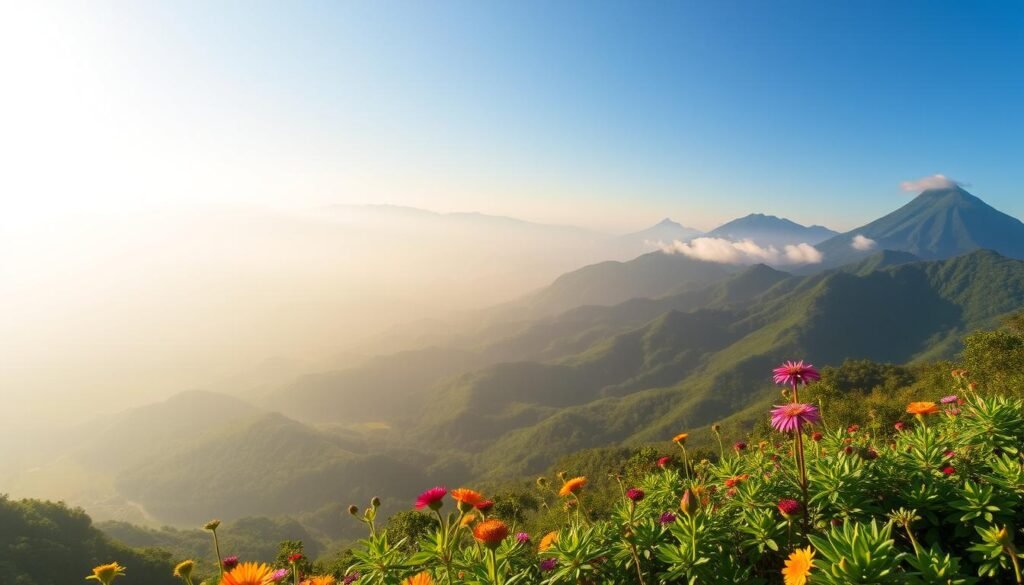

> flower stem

[
  {"left": 690, "top": 514, "right": 698, "bottom": 563},
  {"left": 1009, "top": 549, "right": 1022, "bottom": 585},
  {"left": 211, "top": 529, "right": 224, "bottom": 576},
  {"left": 681, "top": 445, "right": 691, "bottom": 482}
]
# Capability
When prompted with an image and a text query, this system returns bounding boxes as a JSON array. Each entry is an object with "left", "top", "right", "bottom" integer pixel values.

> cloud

[
  {"left": 899, "top": 174, "right": 961, "bottom": 192},
  {"left": 656, "top": 237, "right": 823, "bottom": 265},
  {"left": 851, "top": 234, "right": 877, "bottom": 251}
]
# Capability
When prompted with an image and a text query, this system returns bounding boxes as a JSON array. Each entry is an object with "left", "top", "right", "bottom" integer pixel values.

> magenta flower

[
  {"left": 894, "top": 421, "right": 906, "bottom": 431},
  {"left": 222, "top": 556, "right": 239, "bottom": 571},
  {"left": 626, "top": 488, "right": 645, "bottom": 502},
  {"left": 734, "top": 441, "right": 748, "bottom": 451},
  {"left": 270, "top": 569, "right": 289, "bottom": 583},
  {"left": 516, "top": 532, "right": 530, "bottom": 543},
  {"left": 777, "top": 498, "right": 802, "bottom": 519},
  {"left": 659, "top": 511, "right": 677, "bottom": 524},
  {"left": 540, "top": 558, "right": 558, "bottom": 572},
  {"left": 342, "top": 572, "right": 361, "bottom": 585},
  {"left": 657, "top": 456, "right": 672, "bottom": 468},
  {"left": 772, "top": 360, "right": 821, "bottom": 386},
  {"left": 770, "top": 403, "right": 821, "bottom": 433},
  {"left": 940, "top": 395, "right": 958, "bottom": 404},
  {"left": 414, "top": 486, "right": 447, "bottom": 511}
]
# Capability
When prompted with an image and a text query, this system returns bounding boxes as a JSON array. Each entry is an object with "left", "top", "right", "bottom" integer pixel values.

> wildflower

[
  {"left": 781, "top": 547, "right": 815, "bottom": 585},
  {"left": 968, "top": 382, "right": 978, "bottom": 391},
  {"left": 270, "top": 569, "right": 289, "bottom": 583},
  {"left": 843, "top": 446, "right": 854, "bottom": 455},
  {"left": 459, "top": 512, "right": 477, "bottom": 527},
  {"left": 221, "top": 562, "right": 276, "bottom": 585},
  {"left": 539, "top": 531, "right": 559, "bottom": 551},
  {"left": 342, "top": 573, "right": 360, "bottom": 585},
  {"left": 770, "top": 403, "right": 821, "bottom": 433},
  {"left": 173, "top": 560, "right": 195, "bottom": 581},
  {"left": 894, "top": 421, "right": 906, "bottom": 431},
  {"left": 680, "top": 488, "right": 699, "bottom": 517},
  {"left": 773, "top": 361, "right": 821, "bottom": 387},
  {"left": 948, "top": 407, "right": 961, "bottom": 415},
  {"left": 724, "top": 474, "right": 749, "bottom": 488},
  {"left": 204, "top": 520, "right": 222, "bottom": 531},
  {"left": 347, "top": 505, "right": 359, "bottom": 516},
  {"left": 940, "top": 395, "right": 958, "bottom": 404},
  {"left": 657, "top": 456, "right": 672, "bottom": 468},
  {"left": 539, "top": 558, "right": 558, "bottom": 572},
  {"left": 626, "top": 487, "right": 645, "bottom": 502},
  {"left": 474, "top": 500, "right": 494, "bottom": 513},
  {"left": 414, "top": 486, "right": 446, "bottom": 511},
  {"left": 942, "top": 466, "right": 956, "bottom": 475},
  {"left": 734, "top": 441, "right": 747, "bottom": 451},
  {"left": 288, "top": 554, "right": 303, "bottom": 564},
  {"left": 451, "top": 488, "right": 485, "bottom": 512},
  {"left": 402, "top": 573, "right": 433, "bottom": 585},
  {"left": 222, "top": 556, "right": 240, "bottom": 571},
  {"left": 862, "top": 448, "right": 879, "bottom": 460},
  {"left": 558, "top": 476, "right": 587, "bottom": 496},
  {"left": 777, "top": 498, "right": 802, "bottom": 519},
  {"left": 659, "top": 511, "right": 677, "bottom": 524},
  {"left": 711, "top": 423, "right": 721, "bottom": 433},
  {"left": 673, "top": 432, "right": 689, "bottom": 444},
  {"left": 516, "top": 532, "right": 530, "bottom": 543},
  {"left": 944, "top": 449, "right": 956, "bottom": 459},
  {"left": 473, "top": 519, "right": 509, "bottom": 549},
  {"left": 811, "top": 431, "right": 823, "bottom": 442},
  {"left": 847, "top": 424, "right": 860, "bottom": 434},
  {"left": 300, "top": 577, "right": 336, "bottom": 585},
  {"left": 906, "top": 401, "right": 940, "bottom": 415},
  {"left": 87, "top": 563, "right": 126, "bottom": 585},
  {"left": 370, "top": 497, "right": 381, "bottom": 508}
]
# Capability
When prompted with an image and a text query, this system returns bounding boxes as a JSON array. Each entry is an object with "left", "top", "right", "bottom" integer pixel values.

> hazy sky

[{"left": 3, "top": 0, "right": 1023, "bottom": 235}]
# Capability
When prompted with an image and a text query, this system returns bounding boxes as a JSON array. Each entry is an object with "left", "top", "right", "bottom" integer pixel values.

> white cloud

[
  {"left": 657, "top": 237, "right": 823, "bottom": 265},
  {"left": 899, "top": 174, "right": 960, "bottom": 192},
  {"left": 851, "top": 234, "right": 877, "bottom": 251}
]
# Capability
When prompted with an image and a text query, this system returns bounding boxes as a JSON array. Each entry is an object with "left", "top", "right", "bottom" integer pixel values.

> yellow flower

[
  {"left": 300, "top": 577, "right": 337, "bottom": 585},
  {"left": 673, "top": 432, "right": 689, "bottom": 444},
  {"left": 173, "top": 560, "right": 195, "bottom": 580},
  {"left": 87, "top": 563, "right": 126, "bottom": 585},
  {"left": 459, "top": 512, "right": 477, "bottom": 527},
  {"left": 403, "top": 572, "right": 434, "bottom": 585},
  {"left": 558, "top": 476, "right": 587, "bottom": 496},
  {"left": 539, "top": 530, "right": 559, "bottom": 552},
  {"left": 781, "top": 547, "right": 815, "bottom": 585},
  {"left": 906, "top": 401, "right": 940, "bottom": 415},
  {"left": 220, "top": 562, "right": 276, "bottom": 585}
]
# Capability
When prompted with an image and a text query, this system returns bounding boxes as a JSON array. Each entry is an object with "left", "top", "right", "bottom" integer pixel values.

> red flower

[
  {"left": 657, "top": 456, "right": 672, "bottom": 468},
  {"left": 733, "top": 441, "right": 747, "bottom": 451},
  {"left": 847, "top": 424, "right": 860, "bottom": 434},
  {"left": 415, "top": 486, "right": 447, "bottom": 511},
  {"left": 811, "top": 432, "right": 823, "bottom": 442},
  {"left": 288, "top": 553, "right": 303, "bottom": 563},
  {"left": 475, "top": 500, "right": 495, "bottom": 513},
  {"left": 626, "top": 488, "right": 645, "bottom": 502},
  {"left": 843, "top": 446, "right": 854, "bottom": 455},
  {"left": 942, "top": 466, "right": 956, "bottom": 475},
  {"left": 893, "top": 421, "right": 906, "bottom": 431},
  {"left": 777, "top": 498, "right": 802, "bottom": 519}
]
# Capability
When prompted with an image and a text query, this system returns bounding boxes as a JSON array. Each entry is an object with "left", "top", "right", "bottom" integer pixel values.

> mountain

[
  {"left": 816, "top": 186, "right": 1024, "bottom": 267},
  {"left": 707, "top": 213, "right": 838, "bottom": 247},
  {"left": 404, "top": 250, "right": 1024, "bottom": 477},
  {"left": 499, "top": 251, "right": 735, "bottom": 318},
  {"left": 619, "top": 218, "right": 703, "bottom": 254}
]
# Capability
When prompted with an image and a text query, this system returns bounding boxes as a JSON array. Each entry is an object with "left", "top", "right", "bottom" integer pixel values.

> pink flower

[
  {"left": 770, "top": 403, "right": 821, "bottom": 433},
  {"left": 222, "top": 556, "right": 239, "bottom": 571},
  {"left": 626, "top": 488, "right": 645, "bottom": 502},
  {"left": 415, "top": 486, "right": 447, "bottom": 511},
  {"left": 940, "top": 395, "right": 958, "bottom": 404},
  {"left": 777, "top": 498, "right": 802, "bottom": 519},
  {"left": 270, "top": 569, "right": 289, "bottom": 583},
  {"left": 894, "top": 421, "right": 906, "bottom": 431},
  {"left": 659, "top": 511, "right": 676, "bottom": 524},
  {"left": 516, "top": 532, "right": 530, "bottom": 543},
  {"left": 540, "top": 558, "right": 558, "bottom": 572},
  {"left": 773, "top": 361, "right": 821, "bottom": 386}
]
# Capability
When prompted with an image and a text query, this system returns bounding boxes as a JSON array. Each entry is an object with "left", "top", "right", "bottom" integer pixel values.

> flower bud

[
  {"left": 203, "top": 519, "right": 221, "bottom": 531},
  {"left": 348, "top": 505, "right": 359, "bottom": 516},
  {"left": 371, "top": 496, "right": 381, "bottom": 508},
  {"left": 680, "top": 488, "right": 699, "bottom": 517}
]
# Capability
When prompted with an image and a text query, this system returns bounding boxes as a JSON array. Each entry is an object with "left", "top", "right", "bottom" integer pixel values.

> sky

[{"left": 2, "top": 0, "right": 1023, "bottom": 235}]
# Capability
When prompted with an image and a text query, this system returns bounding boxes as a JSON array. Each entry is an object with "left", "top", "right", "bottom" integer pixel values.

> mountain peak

[
  {"left": 656, "top": 217, "right": 681, "bottom": 227},
  {"left": 707, "top": 214, "right": 838, "bottom": 246}
]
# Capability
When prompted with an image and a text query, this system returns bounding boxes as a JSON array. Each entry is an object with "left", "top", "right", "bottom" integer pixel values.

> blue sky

[{"left": 5, "top": 0, "right": 1023, "bottom": 231}]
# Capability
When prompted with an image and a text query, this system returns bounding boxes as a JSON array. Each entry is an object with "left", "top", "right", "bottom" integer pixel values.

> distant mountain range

[{"left": 707, "top": 213, "right": 838, "bottom": 247}]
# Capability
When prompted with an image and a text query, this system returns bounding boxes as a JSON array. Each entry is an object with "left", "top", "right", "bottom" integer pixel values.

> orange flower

[
  {"left": 220, "top": 562, "right": 276, "bottom": 585},
  {"left": 906, "top": 401, "right": 940, "bottom": 415},
  {"left": 459, "top": 512, "right": 477, "bottom": 527},
  {"left": 538, "top": 531, "right": 559, "bottom": 552},
  {"left": 724, "top": 474, "right": 749, "bottom": 488},
  {"left": 451, "top": 488, "right": 485, "bottom": 512},
  {"left": 781, "top": 547, "right": 814, "bottom": 585},
  {"left": 558, "top": 476, "right": 587, "bottom": 496},
  {"left": 403, "top": 572, "right": 434, "bottom": 585},
  {"left": 673, "top": 432, "right": 689, "bottom": 444},
  {"left": 300, "top": 578, "right": 337, "bottom": 585},
  {"left": 472, "top": 519, "right": 509, "bottom": 549}
]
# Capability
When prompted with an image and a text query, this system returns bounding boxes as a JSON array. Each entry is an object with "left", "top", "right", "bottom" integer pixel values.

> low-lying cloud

[
  {"left": 851, "top": 234, "right": 877, "bottom": 251},
  {"left": 900, "top": 174, "right": 960, "bottom": 192},
  {"left": 656, "top": 237, "right": 823, "bottom": 265}
]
